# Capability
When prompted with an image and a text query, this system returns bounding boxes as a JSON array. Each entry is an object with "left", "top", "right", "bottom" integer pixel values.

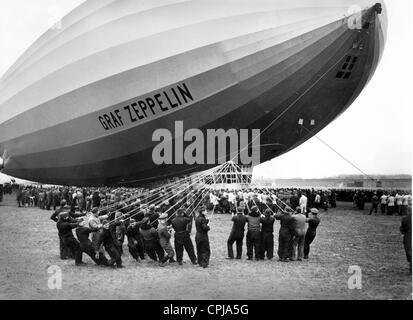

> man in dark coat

[
  {"left": 260, "top": 209, "right": 275, "bottom": 260},
  {"left": 227, "top": 206, "right": 247, "bottom": 259},
  {"left": 139, "top": 217, "right": 165, "bottom": 262},
  {"left": 289, "top": 193, "right": 299, "bottom": 211},
  {"left": 246, "top": 206, "right": 261, "bottom": 260},
  {"left": 92, "top": 190, "right": 101, "bottom": 208},
  {"left": 56, "top": 212, "right": 85, "bottom": 266},
  {"left": 304, "top": 208, "right": 320, "bottom": 259},
  {"left": 400, "top": 212, "right": 412, "bottom": 272},
  {"left": 126, "top": 218, "right": 145, "bottom": 261},
  {"left": 275, "top": 210, "right": 293, "bottom": 262},
  {"left": 51, "top": 201, "right": 81, "bottom": 260},
  {"left": 369, "top": 193, "right": 380, "bottom": 215},
  {"left": 171, "top": 209, "right": 197, "bottom": 265},
  {"left": 195, "top": 206, "right": 211, "bottom": 268}
]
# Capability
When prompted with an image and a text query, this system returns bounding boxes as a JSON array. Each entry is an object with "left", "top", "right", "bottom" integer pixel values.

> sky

[{"left": 0, "top": 0, "right": 412, "bottom": 184}]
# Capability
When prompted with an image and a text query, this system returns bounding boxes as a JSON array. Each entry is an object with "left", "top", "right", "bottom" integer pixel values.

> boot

[
  {"left": 159, "top": 256, "right": 170, "bottom": 267},
  {"left": 169, "top": 257, "right": 176, "bottom": 263}
]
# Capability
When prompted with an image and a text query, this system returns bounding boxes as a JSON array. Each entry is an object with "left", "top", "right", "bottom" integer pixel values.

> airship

[{"left": 0, "top": 0, "right": 386, "bottom": 186}]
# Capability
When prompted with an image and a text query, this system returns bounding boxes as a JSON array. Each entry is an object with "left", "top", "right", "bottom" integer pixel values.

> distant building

[{"left": 254, "top": 175, "right": 412, "bottom": 190}]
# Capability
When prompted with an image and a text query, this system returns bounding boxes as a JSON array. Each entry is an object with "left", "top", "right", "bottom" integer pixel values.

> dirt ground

[{"left": 0, "top": 193, "right": 411, "bottom": 300}]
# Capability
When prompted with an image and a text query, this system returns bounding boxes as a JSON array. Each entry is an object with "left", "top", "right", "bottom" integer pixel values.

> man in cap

[
  {"left": 260, "top": 209, "right": 275, "bottom": 260},
  {"left": 227, "top": 206, "right": 247, "bottom": 259},
  {"left": 51, "top": 200, "right": 76, "bottom": 260},
  {"left": 304, "top": 208, "right": 320, "bottom": 259},
  {"left": 195, "top": 205, "right": 211, "bottom": 268},
  {"left": 56, "top": 212, "right": 85, "bottom": 266},
  {"left": 290, "top": 207, "right": 307, "bottom": 261},
  {"left": 139, "top": 217, "right": 165, "bottom": 262},
  {"left": 171, "top": 208, "right": 197, "bottom": 265},
  {"left": 126, "top": 218, "right": 145, "bottom": 262},
  {"left": 158, "top": 213, "right": 176, "bottom": 266},
  {"left": 246, "top": 206, "right": 262, "bottom": 261}
]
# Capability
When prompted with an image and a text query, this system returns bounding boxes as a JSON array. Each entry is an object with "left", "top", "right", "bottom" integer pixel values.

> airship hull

[{"left": 0, "top": 0, "right": 386, "bottom": 186}]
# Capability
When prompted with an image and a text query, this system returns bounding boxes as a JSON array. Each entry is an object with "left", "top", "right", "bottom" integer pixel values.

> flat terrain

[{"left": 0, "top": 193, "right": 411, "bottom": 300}]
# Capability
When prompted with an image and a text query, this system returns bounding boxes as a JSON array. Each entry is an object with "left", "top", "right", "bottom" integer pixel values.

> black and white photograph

[{"left": 0, "top": 0, "right": 412, "bottom": 304}]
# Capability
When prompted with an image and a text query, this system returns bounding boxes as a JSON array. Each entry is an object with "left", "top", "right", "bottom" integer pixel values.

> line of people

[
  {"left": 52, "top": 198, "right": 212, "bottom": 269},
  {"left": 227, "top": 204, "right": 320, "bottom": 262},
  {"left": 51, "top": 190, "right": 322, "bottom": 269}
]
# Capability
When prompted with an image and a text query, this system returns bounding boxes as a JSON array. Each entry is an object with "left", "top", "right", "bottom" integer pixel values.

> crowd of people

[
  {"left": 50, "top": 186, "right": 323, "bottom": 269},
  {"left": 0, "top": 182, "right": 411, "bottom": 271}
]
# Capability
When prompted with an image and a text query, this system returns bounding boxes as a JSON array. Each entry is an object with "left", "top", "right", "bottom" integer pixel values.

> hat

[
  {"left": 149, "top": 204, "right": 155, "bottom": 209},
  {"left": 310, "top": 208, "right": 319, "bottom": 214},
  {"left": 264, "top": 209, "right": 272, "bottom": 215},
  {"left": 159, "top": 213, "right": 168, "bottom": 220}
]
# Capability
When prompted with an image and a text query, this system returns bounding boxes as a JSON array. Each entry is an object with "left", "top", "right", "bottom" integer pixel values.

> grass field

[{"left": 0, "top": 193, "right": 411, "bottom": 300}]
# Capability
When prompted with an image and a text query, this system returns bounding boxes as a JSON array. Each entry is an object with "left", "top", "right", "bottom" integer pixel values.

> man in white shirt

[
  {"left": 299, "top": 194, "right": 308, "bottom": 216},
  {"left": 387, "top": 194, "right": 395, "bottom": 216},
  {"left": 402, "top": 193, "right": 412, "bottom": 215}
]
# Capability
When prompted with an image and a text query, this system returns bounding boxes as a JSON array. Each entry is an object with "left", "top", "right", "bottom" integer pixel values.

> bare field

[{"left": 0, "top": 193, "right": 411, "bottom": 300}]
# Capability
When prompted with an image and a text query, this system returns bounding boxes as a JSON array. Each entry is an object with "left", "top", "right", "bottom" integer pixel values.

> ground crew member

[
  {"left": 139, "top": 217, "right": 165, "bottom": 262},
  {"left": 260, "top": 209, "right": 275, "bottom": 260},
  {"left": 95, "top": 220, "right": 123, "bottom": 268},
  {"left": 291, "top": 207, "right": 307, "bottom": 261},
  {"left": 304, "top": 208, "right": 320, "bottom": 259},
  {"left": 126, "top": 218, "right": 145, "bottom": 261},
  {"left": 171, "top": 209, "right": 197, "bottom": 265},
  {"left": 227, "top": 207, "right": 247, "bottom": 259},
  {"left": 195, "top": 206, "right": 211, "bottom": 268},
  {"left": 275, "top": 210, "right": 293, "bottom": 262},
  {"left": 158, "top": 213, "right": 176, "bottom": 266},
  {"left": 51, "top": 201, "right": 75, "bottom": 260},
  {"left": 246, "top": 206, "right": 261, "bottom": 260},
  {"left": 56, "top": 212, "right": 85, "bottom": 266},
  {"left": 75, "top": 218, "right": 108, "bottom": 266}
]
